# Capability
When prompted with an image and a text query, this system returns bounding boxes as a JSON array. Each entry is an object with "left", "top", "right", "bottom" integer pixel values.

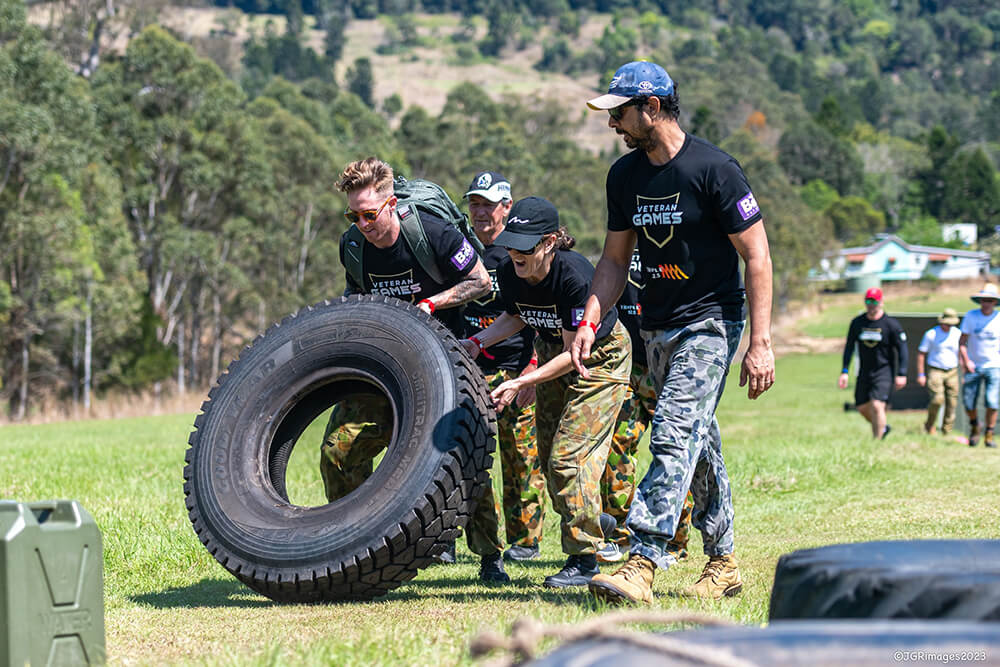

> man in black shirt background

[
  {"left": 572, "top": 61, "right": 775, "bottom": 605},
  {"left": 462, "top": 170, "right": 548, "bottom": 563},
  {"left": 838, "top": 287, "right": 908, "bottom": 438},
  {"left": 320, "top": 157, "right": 506, "bottom": 582}
]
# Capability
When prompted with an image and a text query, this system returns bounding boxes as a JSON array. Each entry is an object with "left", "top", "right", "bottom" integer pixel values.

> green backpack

[{"left": 343, "top": 176, "right": 485, "bottom": 288}]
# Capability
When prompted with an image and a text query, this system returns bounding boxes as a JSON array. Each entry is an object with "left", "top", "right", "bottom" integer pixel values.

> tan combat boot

[
  {"left": 588, "top": 553, "right": 655, "bottom": 605},
  {"left": 685, "top": 554, "right": 743, "bottom": 599}
]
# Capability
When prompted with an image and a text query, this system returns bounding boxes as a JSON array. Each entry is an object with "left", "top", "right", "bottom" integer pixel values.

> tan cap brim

[{"left": 587, "top": 93, "right": 632, "bottom": 110}]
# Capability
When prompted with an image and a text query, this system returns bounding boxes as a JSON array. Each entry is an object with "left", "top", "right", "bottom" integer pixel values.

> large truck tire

[
  {"left": 523, "top": 621, "right": 1000, "bottom": 666},
  {"left": 183, "top": 295, "right": 497, "bottom": 603},
  {"left": 769, "top": 539, "right": 1000, "bottom": 621}
]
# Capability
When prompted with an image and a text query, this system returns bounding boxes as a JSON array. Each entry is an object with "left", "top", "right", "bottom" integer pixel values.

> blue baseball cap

[{"left": 587, "top": 61, "right": 675, "bottom": 110}]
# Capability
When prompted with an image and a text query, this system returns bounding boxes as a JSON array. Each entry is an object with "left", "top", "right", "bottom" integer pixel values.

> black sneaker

[
  {"left": 503, "top": 544, "right": 540, "bottom": 561},
  {"left": 881, "top": 424, "right": 892, "bottom": 440},
  {"left": 543, "top": 554, "right": 599, "bottom": 588},
  {"left": 433, "top": 542, "right": 456, "bottom": 565},
  {"left": 479, "top": 552, "right": 511, "bottom": 584}
]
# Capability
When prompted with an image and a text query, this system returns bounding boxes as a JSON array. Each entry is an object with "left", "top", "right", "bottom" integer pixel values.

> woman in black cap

[{"left": 462, "top": 196, "right": 632, "bottom": 589}]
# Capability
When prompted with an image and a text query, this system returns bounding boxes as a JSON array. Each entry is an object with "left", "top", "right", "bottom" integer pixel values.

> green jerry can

[{"left": 0, "top": 501, "right": 105, "bottom": 666}]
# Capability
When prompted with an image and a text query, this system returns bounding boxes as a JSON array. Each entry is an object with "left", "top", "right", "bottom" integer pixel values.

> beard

[{"left": 617, "top": 126, "right": 656, "bottom": 152}]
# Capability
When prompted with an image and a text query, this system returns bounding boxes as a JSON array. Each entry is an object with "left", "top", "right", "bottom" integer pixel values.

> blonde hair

[{"left": 337, "top": 157, "right": 394, "bottom": 196}]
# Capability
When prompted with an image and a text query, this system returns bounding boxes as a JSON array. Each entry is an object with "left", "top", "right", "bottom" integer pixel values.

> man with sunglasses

[
  {"left": 572, "top": 61, "right": 775, "bottom": 605},
  {"left": 321, "top": 157, "right": 504, "bottom": 582},
  {"left": 462, "top": 171, "right": 549, "bottom": 564},
  {"left": 838, "top": 287, "right": 908, "bottom": 438}
]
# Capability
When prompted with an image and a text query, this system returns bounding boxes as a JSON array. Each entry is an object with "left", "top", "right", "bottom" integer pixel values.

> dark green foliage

[
  {"left": 778, "top": 121, "right": 864, "bottom": 196},
  {"left": 114, "top": 299, "right": 176, "bottom": 388},
  {"left": 826, "top": 196, "right": 886, "bottom": 245},
  {"left": 346, "top": 57, "right": 374, "bottom": 106},
  {"left": 242, "top": 29, "right": 334, "bottom": 94},
  {"left": 690, "top": 106, "right": 722, "bottom": 145}
]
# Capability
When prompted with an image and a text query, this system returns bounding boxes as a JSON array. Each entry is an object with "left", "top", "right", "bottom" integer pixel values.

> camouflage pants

[
  {"left": 320, "top": 393, "right": 502, "bottom": 556},
  {"left": 486, "top": 369, "right": 547, "bottom": 547},
  {"left": 602, "top": 361, "right": 693, "bottom": 559},
  {"left": 628, "top": 318, "right": 744, "bottom": 571},
  {"left": 534, "top": 320, "right": 631, "bottom": 555}
]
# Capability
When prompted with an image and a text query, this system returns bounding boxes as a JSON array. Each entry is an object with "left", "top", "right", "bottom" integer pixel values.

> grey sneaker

[
  {"left": 503, "top": 544, "right": 540, "bottom": 561},
  {"left": 596, "top": 542, "right": 626, "bottom": 563}
]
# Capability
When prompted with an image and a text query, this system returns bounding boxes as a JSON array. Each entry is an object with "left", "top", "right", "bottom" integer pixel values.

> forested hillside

[{"left": 2, "top": 0, "right": 998, "bottom": 419}]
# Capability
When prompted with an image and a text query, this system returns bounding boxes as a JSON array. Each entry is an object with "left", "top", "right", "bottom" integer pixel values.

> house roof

[{"left": 828, "top": 234, "right": 989, "bottom": 260}]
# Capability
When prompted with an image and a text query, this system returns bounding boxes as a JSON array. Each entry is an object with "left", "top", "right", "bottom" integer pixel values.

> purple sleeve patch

[
  {"left": 450, "top": 238, "right": 475, "bottom": 270},
  {"left": 737, "top": 192, "right": 760, "bottom": 221},
  {"left": 571, "top": 307, "right": 585, "bottom": 327}
]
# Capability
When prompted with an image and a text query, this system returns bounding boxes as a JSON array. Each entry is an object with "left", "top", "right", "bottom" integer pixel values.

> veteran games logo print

[
  {"left": 633, "top": 193, "right": 683, "bottom": 248},
  {"left": 516, "top": 303, "right": 561, "bottom": 333},
  {"left": 859, "top": 328, "right": 883, "bottom": 348},
  {"left": 369, "top": 269, "right": 421, "bottom": 299}
]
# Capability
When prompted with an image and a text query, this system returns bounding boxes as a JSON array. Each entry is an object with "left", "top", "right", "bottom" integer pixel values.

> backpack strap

[
  {"left": 343, "top": 224, "right": 366, "bottom": 290},
  {"left": 397, "top": 203, "right": 445, "bottom": 285}
]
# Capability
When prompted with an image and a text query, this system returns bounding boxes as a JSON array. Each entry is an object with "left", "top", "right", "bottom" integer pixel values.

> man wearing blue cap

[{"left": 572, "top": 61, "right": 775, "bottom": 604}]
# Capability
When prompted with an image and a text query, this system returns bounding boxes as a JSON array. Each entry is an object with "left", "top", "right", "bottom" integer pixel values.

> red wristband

[
  {"left": 469, "top": 336, "right": 495, "bottom": 360},
  {"left": 578, "top": 320, "right": 599, "bottom": 334},
  {"left": 417, "top": 299, "right": 435, "bottom": 314}
]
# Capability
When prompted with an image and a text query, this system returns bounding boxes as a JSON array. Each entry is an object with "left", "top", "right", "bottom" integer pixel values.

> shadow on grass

[
  {"left": 130, "top": 574, "right": 605, "bottom": 608},
  {"left": 130, "top": 578, "right": 275, "bottom": 609}
]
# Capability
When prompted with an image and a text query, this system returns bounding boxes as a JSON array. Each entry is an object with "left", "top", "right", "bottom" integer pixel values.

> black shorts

[{"left": 855, "top": 370, "right": 892, "bottom": 405}]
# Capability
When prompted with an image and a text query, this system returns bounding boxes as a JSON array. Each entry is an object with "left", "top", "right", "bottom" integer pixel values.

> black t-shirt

[
  {"left": 339, "top": 212, "right": 477, "bottom": 338},
  {"left": 463, "top": 244, "right": 536, "bottom": 372},
  {"left": 843, "top": 312, "right": 909, "bottom": 378},
  {"left": 616, "top": 248, "right": 647, "bottom": 367},
  {"left": 606, "top": 134, "right": 762, "bottom": 330},
  {"left": 498, "top": 249, "right": 617, "bottom": 346}
]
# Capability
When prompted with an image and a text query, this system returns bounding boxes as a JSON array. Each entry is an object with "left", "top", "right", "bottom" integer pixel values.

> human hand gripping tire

[
  {"left": 570, "top": 326, "right": 597, "bottom": 379},
  {"left": 740, "top": 340, "right": 775, "bottom": 399},
  {"left": 491, "top": 377, "right": 524, "bottom": 411}
]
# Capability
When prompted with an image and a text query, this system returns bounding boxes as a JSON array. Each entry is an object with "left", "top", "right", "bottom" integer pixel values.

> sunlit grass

[{"left": 2, "top": 350, "right": 999, "bottom": 665}]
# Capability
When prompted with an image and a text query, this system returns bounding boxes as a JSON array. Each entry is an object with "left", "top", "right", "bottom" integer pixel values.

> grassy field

[{"left": 3, "top": 343, "right": 999, "bottom": 665}]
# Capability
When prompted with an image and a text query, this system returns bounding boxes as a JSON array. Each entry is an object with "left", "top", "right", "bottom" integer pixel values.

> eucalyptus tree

[
  {"left": 1, "top": 0, "right": 140, "bottom": 418},
  {"left": 91, "top": 26, "right": 268, "bottom": 390}
]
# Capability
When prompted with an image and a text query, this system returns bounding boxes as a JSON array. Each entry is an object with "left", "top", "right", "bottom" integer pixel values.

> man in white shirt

[
  {"left": 959, "top": 283, "right": 1000, "bottom": 447},
  {"left": 917, "top": 308, "right": 961, "bottom": 435}
]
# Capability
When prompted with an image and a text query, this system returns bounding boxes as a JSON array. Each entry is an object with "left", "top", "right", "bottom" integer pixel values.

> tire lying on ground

[
  {"left": 769, "top": 539, "right": 1000, "bottom": 621},
  {"left": 183, "top": 295, "right": 497, "bottom": 603},
  {"left": 522, "top": 621, "right": 1000, "bottom": 666}
]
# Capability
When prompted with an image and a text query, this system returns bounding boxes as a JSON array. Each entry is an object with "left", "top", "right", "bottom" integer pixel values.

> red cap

[{"left": 865, "top": 287, "right": 883, "bottom": 301}]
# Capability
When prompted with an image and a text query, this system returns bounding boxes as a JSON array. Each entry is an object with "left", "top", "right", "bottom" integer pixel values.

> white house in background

[
  {"left": 942, "top": 223, "right": 977, "bottom": 246},
  {"left": 816, "top": 234, "right": 990, "bottom": 282}
]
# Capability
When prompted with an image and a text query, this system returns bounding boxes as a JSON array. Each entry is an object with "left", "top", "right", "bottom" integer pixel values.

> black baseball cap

[{"left": 493, "top": 197, "right": 559, "bottom": 252}]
